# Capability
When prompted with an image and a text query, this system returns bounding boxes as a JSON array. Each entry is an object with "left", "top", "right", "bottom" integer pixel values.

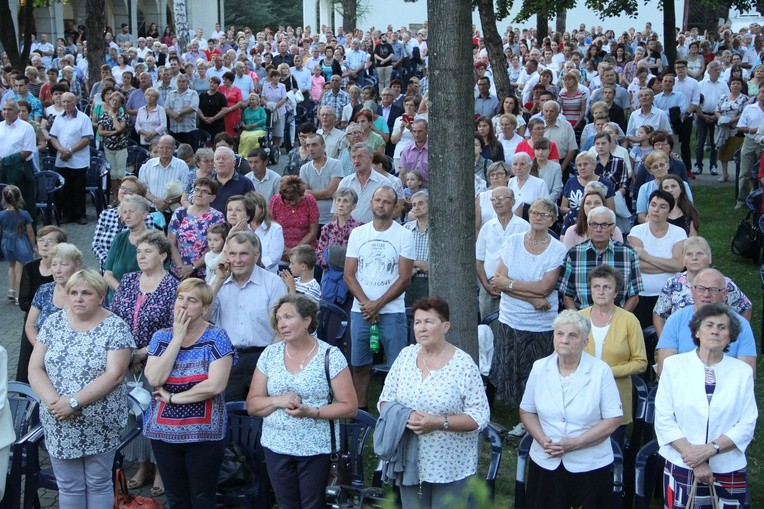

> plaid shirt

[
  {"left": 91, "top": 208, "right": 155, "bottom": 267},
  {"left": 404, "top": 220, "right": 429, "bottom": 278},
  {"left": 595, "top": 154, "right": 629, "bottom": 192},
  {"left": 319, "top": 89, "right": 350, "bottom": 121},
  {"left": 557, "top": 239, "right": 643, "bottom": 309}
]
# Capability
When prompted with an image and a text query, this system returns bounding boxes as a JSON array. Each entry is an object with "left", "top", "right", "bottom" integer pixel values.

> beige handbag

[{"left": 686, "top": 477, "right": 720, "bottom": 509}]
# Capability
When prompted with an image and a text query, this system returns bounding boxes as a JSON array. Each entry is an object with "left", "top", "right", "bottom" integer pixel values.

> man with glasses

[
  {"left": 476, "top": 186, "right": 531, "bottom": 319},
  {"left": 558, "top": 206, "right": 643, "bottom": 312},
  {"left": 655, "top": 268, "right": 756, "bottom": 377}
]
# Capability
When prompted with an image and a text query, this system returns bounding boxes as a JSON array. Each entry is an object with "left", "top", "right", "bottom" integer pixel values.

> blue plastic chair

[
  {"left": 481, "top": 422, "right": 504, "bottom": 500},
  {"left": 33, "top": 170, "right": 65, "bottom": 226},
  {"left": 340, "top": 410, "right": 377, "bottom": 489},
  {"left": 87, "top": 156, "right": 110, "bottom": 215},
  {"left": 215, "top": 401, "right": 271, "bottom": 509},
  {"left": 126, "top": 145, "right": 150, "bottom": 177},
  {"left": 1, "top": 383, "right": 40, "bottom": 509},
  {"left": 317, "top": 299, "right": 349, "bottom": 352}
]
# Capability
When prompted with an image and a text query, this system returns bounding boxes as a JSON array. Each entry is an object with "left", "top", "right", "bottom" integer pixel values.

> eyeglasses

[
  {"left": 692, "top": 285, "right": 725, "bottom": 295},
  {"left": 588, "top": 222, "right": 614, "bottom": 229},
  {"left": 528, "top": 210, "right": 554, "bottom": 219},
  {"left": 490, "top": 195, "right": 512, "bottom": 203},
  {"left": 488, "top": 171, "right": 508, "bottom": 178},
  {"left": 119, "top": 186, "right": 137, "bottom": 194},
  {"left": 193, "top": 188, "right": 213, "bottom": 195},
  {"left": 37, "top": 238, "right": 57, "bottom": 246}
]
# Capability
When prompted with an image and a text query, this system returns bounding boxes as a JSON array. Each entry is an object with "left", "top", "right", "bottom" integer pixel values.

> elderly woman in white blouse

[
  {"left": 520, "top": 310, "right": 622, "bottom": 509},
  {"left": 508, "top": 152, "right": 549, "bottom": 220},
  {"left": 379, "top": 296, "right": 490, "bottom": 508}
]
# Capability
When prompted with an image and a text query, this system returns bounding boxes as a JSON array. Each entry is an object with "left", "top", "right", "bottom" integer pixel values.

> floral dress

[
  {"left": 168, "top": 207, "right": 225, "bottom": 278},
  {"left": 38, "top": 311, "right": 135, "bottom": 459},
  {"left": 31, "top": 282, "right": 62, "bottom": 330},
  {"left": 110, "top": 272, "right": 179, "bottom": 349}
]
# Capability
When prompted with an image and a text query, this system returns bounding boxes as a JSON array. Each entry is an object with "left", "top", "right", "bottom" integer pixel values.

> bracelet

[
  {"left": 315, "top": 407, "right": 320, "bottom": 419},
  {"left": 169, "top": 393, "right": 173, "bottom": 404}
]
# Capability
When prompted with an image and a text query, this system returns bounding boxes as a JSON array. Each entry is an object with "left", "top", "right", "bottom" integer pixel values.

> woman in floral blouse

[
  {"left": 316, "top": 188, "right": 362, "bottom": 269},
  {"left": 97, "top": 91, "right": 130, "bottom": 206},
  {"left": 29, "top": 269, "right": 134, "bottom": 509},
  {"left": 168, "top": 177, "right": 225, "bottom": 280},
  {"left": 379, "top": 296, "right": 490, "bottom": 508},
  {"left": 110, "top": 230, "right": 178, "bottom": 496}
]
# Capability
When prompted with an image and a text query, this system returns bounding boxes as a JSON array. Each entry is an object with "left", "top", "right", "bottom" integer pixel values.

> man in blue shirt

[{"left": 656, "top": 268, "right": 757, "bottom": 377}]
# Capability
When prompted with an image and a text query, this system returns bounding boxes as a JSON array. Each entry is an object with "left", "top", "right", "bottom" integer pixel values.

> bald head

[{"left": 692, "top": 268, "right": 727, "bottom": 306}]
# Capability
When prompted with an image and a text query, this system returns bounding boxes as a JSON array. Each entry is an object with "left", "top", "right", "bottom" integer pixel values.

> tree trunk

[
  {"left": 556, "top": 7, "right": 567, "bottom": 34},
  {"left": 536, "top": 11, "right": 548, "bottom": 41},
  {"left": 0, "top": 0, "right": 33, "bottom": 70},
  {"left": 86, "top": 0, "right": 107, "bottom": 90},
  {"left": 662, "top": 0, "right": 677, "bottom": 68},
  {"left": 342, "top": 0, "right": 356, "bottom": 33},
  {"left": 428, "top": 0, "right": 478, "bottom": 360},
  {"left": 476, "top": 0, "right": 512, "bottom": 100},
  {"left": 172, "top": 0, "right": 189, "bottom": 50}
]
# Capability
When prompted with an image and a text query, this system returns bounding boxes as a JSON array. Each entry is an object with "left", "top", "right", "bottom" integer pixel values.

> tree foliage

[
  {"left": 0, "top": 0, "right": 37, "bottom": 71},
  {"left": 225, "top": 0, "right": 303, "bottom": 32}
]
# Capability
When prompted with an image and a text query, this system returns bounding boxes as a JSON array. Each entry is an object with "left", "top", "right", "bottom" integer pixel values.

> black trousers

[
  {"left": 264, "top": 448, "right": 330, "bottom": 509},
  {"left": 225, "top": 348, "right": 264, "bottom": 402},
  {"left": 56, "top": 166, "right": 87, "bottom": 221},
  {"left": 151, "top": 438, "right": 224, "bottom": 509},
  {"left": 677, "top": 116, "right": 694, "bottom": 170}
]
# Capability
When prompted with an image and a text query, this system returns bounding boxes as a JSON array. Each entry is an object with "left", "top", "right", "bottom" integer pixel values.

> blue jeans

[{"left": 350, "top": 311, "right": 407, "bottom": 367}]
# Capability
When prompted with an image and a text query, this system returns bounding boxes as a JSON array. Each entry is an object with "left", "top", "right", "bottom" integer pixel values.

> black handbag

[
  {"left": 731, "top": 213, "right": 762, "bottom": 262},
  {"left": 325, "top": 348, "right": 352, "bottom": 487},
  {"left": 217, "top": 443, "right": 256, "bottom": 492}
]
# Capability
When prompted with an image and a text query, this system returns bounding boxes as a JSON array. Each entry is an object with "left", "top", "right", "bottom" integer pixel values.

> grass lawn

[{"left": 362, "top": 183, "right": 763, "bottom": 508}]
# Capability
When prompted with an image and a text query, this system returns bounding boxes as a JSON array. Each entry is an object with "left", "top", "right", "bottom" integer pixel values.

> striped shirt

[
  {"left": 404, "top": 220, "right": 429, "bottom": 278},
  {"left": 334, "top": 170, "right": 393, "bottom": 223}
]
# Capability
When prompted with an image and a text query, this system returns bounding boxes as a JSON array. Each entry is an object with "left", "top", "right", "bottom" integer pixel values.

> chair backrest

[
  {"left": 631, "top": 374, "right": 649, "bottom": 422},
  {"left": 7, "top": 382, "right": 40, "bottom": 437},
  {"left": 317, "top": 300, "right": 349, "bottom": 348},
  {"left": 634, "top": 439, "right": 661, "bottom": 509},
  {"left": 223, "top": 401, "right": 270, "bottom": 499},
  {"left": 190, "top": 129, "right": 212, "bottom": 151},
  {"left": 480, "top": 423, "right": 503, "bottom": 500},
  {"left": 41, "top": 156, "right": 57, "bottom": 173},
  {"left": 340, "top": 410, "right": 377, "bottom": 488},
  {"left": 644, "top": 385, "right": 658, "bottom": 425},
  {"left": 513, "top": 433, "right": 533, "bottom": 509},
  {"left": 126, "top": 145, "right": 150, "bottom": 176},
  {"left": 34, "top": 171, "right": 65, "bottom": 203},
  {"left": 611, "top": 438, "right": 624, "bottom": 507},
  {"left": 87, "top": 156, "right": 109, "bottom": 186}
]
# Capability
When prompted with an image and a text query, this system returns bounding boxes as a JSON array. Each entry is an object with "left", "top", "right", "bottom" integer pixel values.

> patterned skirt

[
  {"left": 664, "top": 460, "right": 748, "bottom": 508},
  {"left": 488, "top": 322, "right": 553, "bottom": 407}
]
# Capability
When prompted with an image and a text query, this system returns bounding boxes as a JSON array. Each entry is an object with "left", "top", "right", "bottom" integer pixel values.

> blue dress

[{"left": 0, "top": 209, "right": 34, "bottom": 263}]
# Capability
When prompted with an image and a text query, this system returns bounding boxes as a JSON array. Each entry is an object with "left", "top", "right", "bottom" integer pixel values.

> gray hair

[
  {"left": 543, "top": 100, "right": 561, "bottom": 113},
  {"left": 227, "top": 230, "right": 261, "bottom": 252},
  {"left": 683, "top": 236, "right": 712, "bottom": 261},
  {"left": 215, "top": 146, "right": 236, "bottom": 161},
  {"left": 195, "top": 147, "right": 214, "bottom": 163},
  {"left": 350, "top": 142, "right": 373, "bottom": 157},
  {"left": 533, "top": 197, "right": 558, "bottom": 217},
  {"left": 553, "top": 309, "right": 591, "bottom": 339},
  {"left": 410, "top": 190, "right": 429, "bottom": 202},
  {"left": 119, "top": 194, "right": 152, "bottom": 214},
  {"left": 587, "top": 205, "right": 616, "bottom": 223},
  {"left": 50, "top": 243, "right": 84, "bottom": 268},
  {"left": 512, "top": 152, "right": 532, "bottom": 166}
]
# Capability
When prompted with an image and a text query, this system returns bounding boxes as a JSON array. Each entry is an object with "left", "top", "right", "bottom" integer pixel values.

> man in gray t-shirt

[{"left": 300, "top": 134, "right": 344, "bottom": 225}]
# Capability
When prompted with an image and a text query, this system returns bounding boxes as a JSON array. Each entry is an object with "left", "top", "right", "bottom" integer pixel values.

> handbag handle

[
  {"left": 686, "top": 476, "right": 720, "bottom": 509},
  {"left": 324, "top": 348, "right": 338, "bottom": 455}
]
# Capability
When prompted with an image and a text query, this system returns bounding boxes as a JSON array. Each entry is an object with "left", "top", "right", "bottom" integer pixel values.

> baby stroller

[{"left": 259, "top": 108, "right": 280, "bottom": 165}]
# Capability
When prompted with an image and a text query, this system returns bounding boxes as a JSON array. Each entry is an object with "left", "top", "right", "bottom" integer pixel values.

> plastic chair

[
  {"left": 642, "top": 326, "right": 659, "bottom": 383},
  {"left": 87, "top": 156, "right": 109, "bottom": 215},
  {"left": 339, "top": 410, "right": 377, "bottom": 489},
  {"left": 480, "top": 422, "right": 504, "bottom": 500},
  {"left": 317, "top": 300, "right": 349, "bottom": 352},
  {"left": 34, "top": 170, "right": 65, "bottom": 226},
  {"left": 24, "top": 395, "right": 144, "bottom": 509},
  {"left": 215, "top": 401, "right": 271, "bottom": 509},
  {"left": 76, "top": 98, "right": 90, "bottom": 115},
  {"left": 370, "top": 308, "right": 415, "bottom": 379},
  {"left": 126, "top": 145, "right": 150, "bottom": 178},
  {"left": 40, "top": 156, "right": 57, "bottom": 173},
  {"left": 2, "top": 383, "right": 40, "bottom": 509},
  {"left": 187, "top": 128, "right": 212, "bottom": 151},
  {"left": 611, "top": 438, "right": 625, "bottom": 509}
]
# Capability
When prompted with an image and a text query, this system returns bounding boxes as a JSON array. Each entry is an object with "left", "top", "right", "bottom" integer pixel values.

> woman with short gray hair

[{"left": 104, "top": 195, "right": 152, "bottom": 293}]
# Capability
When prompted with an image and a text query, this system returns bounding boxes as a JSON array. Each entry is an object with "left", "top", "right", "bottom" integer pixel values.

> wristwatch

[
  {"left": 69, "top": 396, "right": 80, "bottom": 409},
  {"left": 711, "top": 441, "right": 721, "bottom": 455},
  {"left": 442, "top": 415, "right": 449, "bottom": 430},
  {"left": 507, "top": 280, "right": 514, "bottom": 292}
]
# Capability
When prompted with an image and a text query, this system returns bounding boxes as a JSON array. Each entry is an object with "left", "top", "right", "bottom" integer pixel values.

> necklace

[
  {"left": 419, "top": 344, "right": 447, "bottom": 373},
  {"left": 592, "top": 307, "right": 615, "bottom": 326},
  {"left": 526, "top": 235, "right": 549, "bottom": 246},
  {"left": 286, "top": 340, "right": 317, "bottom": 370}
]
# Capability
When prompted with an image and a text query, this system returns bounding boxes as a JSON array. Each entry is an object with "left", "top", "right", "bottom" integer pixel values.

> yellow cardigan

[{"left": 580, "top": 306, "right": 648, "bottom": 425}]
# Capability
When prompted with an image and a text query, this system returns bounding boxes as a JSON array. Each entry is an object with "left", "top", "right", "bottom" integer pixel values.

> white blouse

[{"left": 378, "top": 344, "right": 490, "bottom": 484}]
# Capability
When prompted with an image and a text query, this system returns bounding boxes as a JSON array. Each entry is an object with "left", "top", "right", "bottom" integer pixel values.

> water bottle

[{"left": 369, "top": 324, "right": 380, "bottom": 354}]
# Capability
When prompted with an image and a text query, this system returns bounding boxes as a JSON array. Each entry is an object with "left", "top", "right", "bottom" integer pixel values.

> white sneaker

[{"left": 507, "top": 422, "right": 527, "bottom": 438}]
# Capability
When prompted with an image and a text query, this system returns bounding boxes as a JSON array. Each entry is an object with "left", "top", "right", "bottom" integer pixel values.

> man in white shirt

[
  {"left": 32, "top": 34, "right": 55, "bottom": 68},
  {"left": 695, "top": 61, "right": 729, "bottom": 177},
  {"left": 211, "top": 23, "right": 225, "bottom": 41},
  {"left": 542, "top": 101, "right": 578, "bottom": 171},
  {"left": 344, "top": 186, "right": 415, "bottom": 410},
  {"left": 139, "top": 135, "right": 190, "bottom": 213},
  {"left": 476, "top": 187, "right": 531, "bottom": 319},
  {"left": 164, "top": 74, "right": 199, "bottom": 146},
  {"left": 0, "top": 100, "right": 37, "bottom": 221},
  {"left": 626, "top": 89, "right": 673, "bottom": 143},
  {"left": 48, "top": 93, "right": 94, "bottom": 224},
  {"left": 233, "top": 62, "right": 255, "bottom": 97},
  {"left": 300, "top": 134, "right": 343, "bottom": 226},
  {"left": 335, "top": 144, "right": 393, "bottom": 223}
]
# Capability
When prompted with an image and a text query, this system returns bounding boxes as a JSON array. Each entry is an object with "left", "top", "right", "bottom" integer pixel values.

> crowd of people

[{"left": 0, "top": 15, "right": 760, "bottom": 509}]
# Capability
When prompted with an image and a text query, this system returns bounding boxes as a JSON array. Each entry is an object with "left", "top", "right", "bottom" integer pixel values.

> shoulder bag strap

[{"left": 324, "top": 348, "right": 338, "bottom": 454}]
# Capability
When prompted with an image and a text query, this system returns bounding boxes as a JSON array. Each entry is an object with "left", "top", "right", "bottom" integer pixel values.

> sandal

[
  {"left": 151, "top": 486, "right": 165, "bottom": 497},
  {"left": 127, "top": 477, "right": 148, "bottom": 489},
  {"left": 718, "top": 175, "right": 729, "bottom": 183},
  {"left": 7, "top": 290, "right": 16, "bottom": 302}
]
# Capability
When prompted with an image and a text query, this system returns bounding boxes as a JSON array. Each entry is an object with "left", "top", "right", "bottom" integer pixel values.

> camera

[{"left": 325, "top": 485, "right": 388, "bottom": 508}]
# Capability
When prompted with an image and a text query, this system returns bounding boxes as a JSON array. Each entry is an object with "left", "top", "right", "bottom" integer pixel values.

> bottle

[{"left": 369, "top": 324, "right": 380, "bottom": 354}]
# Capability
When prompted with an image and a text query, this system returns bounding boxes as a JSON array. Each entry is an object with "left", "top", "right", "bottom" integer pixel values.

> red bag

[{"left": 114, "top": 469, "right": 164, "bottom": 509}]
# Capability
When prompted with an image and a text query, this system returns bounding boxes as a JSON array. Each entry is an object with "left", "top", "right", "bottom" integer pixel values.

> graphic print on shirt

[{"left": 356, "top": 238, "right": 399, "bottom": 287}]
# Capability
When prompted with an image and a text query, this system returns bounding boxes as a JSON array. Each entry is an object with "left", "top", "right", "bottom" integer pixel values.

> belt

[{"left": 236, "top": 346, "right": 267, "bottom": 355}]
